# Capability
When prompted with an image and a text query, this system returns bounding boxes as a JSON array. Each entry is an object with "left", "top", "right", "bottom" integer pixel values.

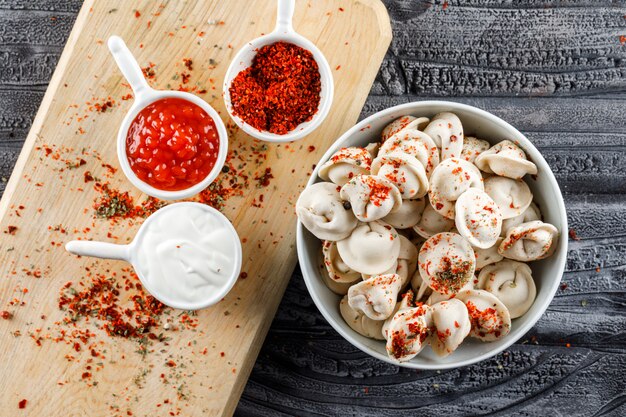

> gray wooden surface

[{"left": 1, "top": 1, "right": 625, "bottom": 416}]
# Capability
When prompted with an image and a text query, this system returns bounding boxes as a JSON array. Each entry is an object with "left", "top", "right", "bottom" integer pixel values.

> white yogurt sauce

[{"left": 134, "top": 203, "right": 241, "bottom": 308}]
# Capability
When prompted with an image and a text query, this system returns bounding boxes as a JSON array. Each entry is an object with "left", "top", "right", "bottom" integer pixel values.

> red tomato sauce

[{"left": 126, "top": 98, "right": 219, "bottom": 191}]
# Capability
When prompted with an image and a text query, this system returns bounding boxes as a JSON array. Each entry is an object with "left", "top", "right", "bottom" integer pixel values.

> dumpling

[
  {"left": 418, "top": 232, "right": 476, "bottom": 296},
  {"left": 348, "top": 273, "right": 404, "bottom": 320},
  {"left": 484, "top": 176, "right": 532, "bottom": 220},
  {"left": 322, "top": 240, "right": 361, "bottom": 283},
  {"left": 365, "top": 142, "right": 380, "bottom": 158},
  {"left": 426, "top": 279, "right": 473, "bottom": 305},
  {"left": 384, "top": 304, "right": 431, "bottom": 362},
  {"left": 412, "top": 202, "right": 455, "bottom": 239},
  {"left": 461, "top": 136, "right": 490, "bottom": 163},
  {"left": 318, "top": 147, "right": 372, "bottom": 186},
  {"left": 296, "top": 182, "right": 358, "bottom": 241},
  {"left": 501, "top": 201, "right": 541, "bottom": 235},
  {"left": 337, "top": 221, "right": 401, "bottom": 275},
  {"left": 499, "top": 220, "right": 559, "bottom": 261},
  {"left": 383, "top": 198, "right": 425, "bottom": 229},
  {"left": 474, "top": 237, "right": 504, "bottom": 271},
  {"left": 428, "top": 299, "right": 471, "bottom": 357},
  {"left": 379, "top": 129, "right": 440, "bottom": 175},
  {"left": 372, "top": 153, "right": 429, "bottom": 199},
  {"left": 457, "top": 289, "right": 511, "bottom": 341},
  {"left": 340, "top": 175, "right": 402, "bottom": 222},
  {"left": 455, "top": 188, "right": 502, "bottom": 249},
  {"left": 381, "top": 115, "right": 430, "bottom": 142},
  {"left": 396, "top": 235, "right": 418, "bottom": 285},
  {"left": 477, "top": 260, "right": 536, "bottom": 318},
  {"left": 474, "top": 140, "right": 537, "bottom": 179},
  {"left": 428, "top": 158, "right": 484, "bottom": 219},
  {"left": 423, "top": 112, "right": 464, "bottom": 160},
  {"left": 321, "top": 271, "right": 360, "bottom": 295},
  {"left": 340, "top": 296, "right": 385, "bottom": 340},
  {"left": 382, "top": 290, "right": 419, "bottom": 339}
]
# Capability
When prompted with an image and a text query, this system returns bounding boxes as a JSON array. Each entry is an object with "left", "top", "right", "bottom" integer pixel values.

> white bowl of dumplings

[{"left": 296, "top": 101, "right": 568, "bottom": 369}]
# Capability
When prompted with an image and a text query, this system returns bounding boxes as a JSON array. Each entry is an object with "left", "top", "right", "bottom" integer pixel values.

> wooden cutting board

[{"left": 0, "top": 0, "right": 390, "bottom": 416}]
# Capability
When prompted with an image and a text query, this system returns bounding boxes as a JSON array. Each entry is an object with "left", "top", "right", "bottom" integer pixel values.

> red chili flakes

[
  {"left": 142, "top": 63, "right": 156, "bottom": 80},
  {"left": 84, "top": 171, "right": 94, "bottom": 182},
  {"left": 94, "top": 100, "right": 113, "bottom": 113},
  {"left": 183, "top": 58, "right": 193, "bottom": 71},
  {"left": 443, "top": 1, "right": 449, "bottom": 10},
  {"left": 239, "top": 272, "right": 248, "bottom": 280},
  {"left": 82, "top": 372, "right": 92, "bottom": 379},
  {"left": 166, "top": 360, "right": 176, "bottom": 367},
  {"left": 181, "top": 73, "right": 191, "bottom": 84},
  {"left": 255, "top": 167, "right": 274, "bottom": 188},
  {"left": 220, "top": 352, "right": 225, "bottom": 357},
  {"left": 229, "top": 41, "right": 321, "bottom": 135},
  {"left": 121, "top": 94, "right": 133, "bottom": 101},
  {"left": 560, "top": 283, "right": 568, "bottom": 291},
  {"left": 134, "top": 10, "right": 141, "bottom": 18},
  {"left": 339, "top": 7, "right": 344, "bottom": 11},
  {"left": 93, "top": 183, "right": 165, "bottom": 220},
  {"left": 1, "top": 310, "right": 12, "bottom": 320},
  {"left": 18, "top": 399, "right": 27, "bottom": 409},
  {"left": 5, "top": 225, "right": 18, "bottom": 235},
  {"left": 568, "top": 228, "right": 581, "bottom": 241},
  {"left": 308, "top": 145, "right": 316, "bottom": 152},
  {"left": 335, "top": 65, "right": 341, "bottom": 70},
  {"left": 621, "top": 35, "right": 626, "bottom": 45}
]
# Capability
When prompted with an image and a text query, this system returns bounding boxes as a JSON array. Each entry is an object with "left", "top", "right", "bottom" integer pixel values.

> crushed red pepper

[
  {"left": 229, "top": 41, "right": 321, "bottom": 134},
  {"left": 18, "top": 399, "right": 27, "bottom": 409}
]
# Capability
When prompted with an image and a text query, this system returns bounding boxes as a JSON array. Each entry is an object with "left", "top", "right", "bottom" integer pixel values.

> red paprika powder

[{"left": 228, "top": 41, "right": 321, "bottom": 135}]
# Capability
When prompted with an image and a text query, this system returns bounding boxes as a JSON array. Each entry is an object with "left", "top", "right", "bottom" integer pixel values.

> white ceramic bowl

[
  {"left": 223, "top": 0, "right": 334, "bottom": 143},
  {"left": 109, "top": 36, "right": 228, "bottom": 200},
  {"left": 296, "top": 100, "right": 568, "bottom": 369}
]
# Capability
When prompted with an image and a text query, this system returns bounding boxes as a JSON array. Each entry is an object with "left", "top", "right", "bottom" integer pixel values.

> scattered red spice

[
  {"left": 18, "top": 399, "right": 27, "bottom": 409},
  {"left": 255, "top": 167, "right": 274, "bottom": 188},
  {"left": 134, "top": 10, "right": 141, "bottom": 18},
  {"left": 1, "top": 310, "right": 12, "bottom": 320},
  {"left": 335, "top": 65, "right": 341, "bottom": 70},
  {"left": 5, "top": 225, "right": 17, "bottom": 235},
  {"left": 621, "top": 35, "right": 626, "bottom": 45},
  {"left": 182, "top": 58, "right": 193, "bottom": 71},
  {"left": 93, "top": 182, "right": 165, "bottom": 220},
  {"left": 443, "top": 1, "right": 449, "bottom": 10},
  {"left": 239, "top": 272, "right": 248, "bottom": 279},
  {"left": 568, "top": 228, "right": 580, "bottom": 241},
  {"left": 229, "top": 41, "right": 321, "bottom": 134},
  {"left": 166, "top": 360, "right": 176, "bottom": 367},
  {"left": 560, "top": 283, "right": 568, "bottom": 291},
  {"left": 308, "top": 145, "right": 316, "bottom": 152}
]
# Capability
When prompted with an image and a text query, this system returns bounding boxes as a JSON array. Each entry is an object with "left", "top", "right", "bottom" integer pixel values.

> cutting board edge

[{"left": 0, "top": 0, "right": 96, "bottom": 219}]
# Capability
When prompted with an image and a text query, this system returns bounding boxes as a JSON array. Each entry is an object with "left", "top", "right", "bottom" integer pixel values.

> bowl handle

[
  {"left": 107, "top": 35, "right": 151, "bottom": 99},
  {"left": 65, "top": 240, "right": 131, "bottom": 262},
  {"left": 274, "top": 0, "right": 294, "bottom": 34}
]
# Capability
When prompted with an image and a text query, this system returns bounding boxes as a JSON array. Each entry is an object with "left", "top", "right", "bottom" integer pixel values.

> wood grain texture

[
  {"left": 0, "top": 1, "right": 391, "bottom": 416},
  {"left": 0, "top": 1, "right": 624, "bottom": 417}
]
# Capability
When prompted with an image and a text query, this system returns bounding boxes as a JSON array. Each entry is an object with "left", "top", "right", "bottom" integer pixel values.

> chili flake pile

[{"left": 228, "top": 41, "right": 321, "bottom": 134}]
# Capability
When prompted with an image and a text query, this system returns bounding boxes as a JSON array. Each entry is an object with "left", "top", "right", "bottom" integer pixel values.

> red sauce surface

[{"left": 126, "top": 98, "right": 219, "bottom": 191}]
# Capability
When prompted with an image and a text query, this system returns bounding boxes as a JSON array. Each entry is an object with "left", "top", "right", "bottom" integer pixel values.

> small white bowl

[
  {"left": 66, "top": 202, "right": 242, "bottom": 311},
  {"left": 223, "top": 0, "right": 334, "bottom": 143},
  {"left": 108, "top": 36, "right": 228, "bottom": 200},
  {"left": 296, "top": 100, "right": 568, "bottom": 369}
]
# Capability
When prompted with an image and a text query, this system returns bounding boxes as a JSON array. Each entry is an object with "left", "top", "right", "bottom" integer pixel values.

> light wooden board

[{"left": 0, "top": 1, "right": 391, "bottom": 416}]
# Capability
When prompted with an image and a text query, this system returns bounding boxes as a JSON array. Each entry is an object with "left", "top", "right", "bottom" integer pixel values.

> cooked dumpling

[
  {"left": 337, "top": 221, "right": 401, "bottom": 275},
  {"left": 384, "top": 304, "right": 431, "bottom": 362},
  {"left": 412, "top": 202, "right": 455, "bottom": 239},
  {"left": 381, "top": 115, "right": 430, "bottom": 142},
  {"left": 379, "top": 129, "right": 440, "bottom": 175},
  {"left": 455, "top": 188, "right": 502, "bottom": 249},
  {"left": 348, "top": 273, "right": 404, "bottom": 320},
  {"left": 322, "top": 240, "right": 361, "bottom": 283},
  {"left": 383, "top": 198, "right": 425, "bottom": 229},
  {"left": 418, "top": 232, "right": 476, "bottom": 296},
  {"left": 475, "top": 140, "right": 537, "bottom": 179},
  {"left": 382, "top": 290, "right": 419, "bottom": 339},
  {"left": 501, "top": 201, "right": 541, "bottom": 235},
  {"left": 423, "top": 112, "right": 464, "bottom": 160},
  {"left": 499, "top": 220, "right": 559, "bottom": 261},
  {"left": 484, "top": 176, "right": 532, "bottom": 220},
  {"left": 318, "top": 147, "right": 372, "bottom": 186},
  {"left": 372, "top": 153, "right": 429, "bottom": 199},
  {"left": 426, "top": 279, "right": 473, "bottom": 305},
  {"left": 428, "top": 158, "right": 484, "bottom": 219},
  {"left": 477, "top": 260, "right": 536, "bottom": 318},
  {"left": 461, "top": 136, "right": 490, "bottom": 163},
  {"left": 296, "top": 182, "right": 358, "bottom": 241},
  {"left": 428, "top": 299, "right": 471, "bottom": 357},
  {"left": 340, "top": 175, "right": 402, "bottom": 222},
  {"left": 474, "top": 237, "right": 504, "bottom": 271},
  {"left": 396, "top": 235, "right": 418, "bottom": 285},
  {"left": 457, "top": 289, "right": 511, "bottom": 341},
  {"left": 340, "top": 296, "right": 385, "bottom": 340}
]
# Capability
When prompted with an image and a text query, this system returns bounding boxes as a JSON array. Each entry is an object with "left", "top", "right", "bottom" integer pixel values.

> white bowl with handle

[{"left": 296, "top": 100, "right": 568, "bottom": 369}]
